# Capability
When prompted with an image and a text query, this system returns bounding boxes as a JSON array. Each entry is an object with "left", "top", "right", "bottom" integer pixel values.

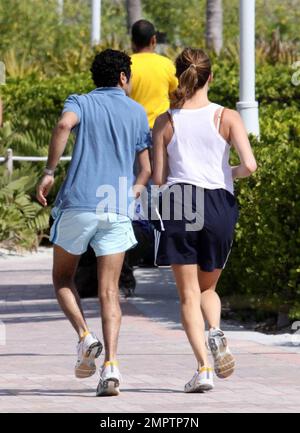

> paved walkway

[{"left": 0, "top": 249, "right": 299, "bottom": 413}]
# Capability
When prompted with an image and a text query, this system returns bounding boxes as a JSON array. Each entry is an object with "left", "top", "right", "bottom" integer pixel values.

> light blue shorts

[{"left": 50, "top": 210, "right": 137, "bottom": 257}]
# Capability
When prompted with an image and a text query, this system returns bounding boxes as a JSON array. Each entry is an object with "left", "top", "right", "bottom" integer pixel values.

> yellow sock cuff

[
  {"left": 80, "top": 330, "right": 90, "bottom": 341},
  {"left": 104, "top": 360, "right": 119, "bottom": 368},
  {"left": 199, "top": 366, "right": 213, "bottom": 373}
]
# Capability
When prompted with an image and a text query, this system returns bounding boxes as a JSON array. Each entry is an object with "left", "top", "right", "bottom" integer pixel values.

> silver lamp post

[
  {"left": 237, "top": 0, "right": 260, "bottom": 136},
  {"left": 57, "top": 0, "right": 64, "bottom": 22},
  {"left": 91, "top": 0, "right": 101, "bottom": 47}
]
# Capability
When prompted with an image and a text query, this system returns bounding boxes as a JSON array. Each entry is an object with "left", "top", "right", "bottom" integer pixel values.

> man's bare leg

[
  {"left": 97, "top": 252, "right": 125, "bottom": 362},
  {"left": 53, "top": 245, "right": 88, "bottom": 338}
]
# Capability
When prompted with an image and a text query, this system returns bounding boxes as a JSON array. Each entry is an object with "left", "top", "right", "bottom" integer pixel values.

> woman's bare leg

[
  {"left": 197, "top": 267, "right": 222, "bottom": 329},
  {"left": 172, "top": 264, "right": 210, "bottom": 369}
]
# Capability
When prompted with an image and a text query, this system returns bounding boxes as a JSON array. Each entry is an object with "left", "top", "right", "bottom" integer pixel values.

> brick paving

[{"left": 0, "top": 249, "right": 299, "bottom": 413}]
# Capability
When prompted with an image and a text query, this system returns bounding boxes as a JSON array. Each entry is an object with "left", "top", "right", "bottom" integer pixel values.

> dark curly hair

[{"left": 90, "top": 49, "right": 132, "bottom": 88}]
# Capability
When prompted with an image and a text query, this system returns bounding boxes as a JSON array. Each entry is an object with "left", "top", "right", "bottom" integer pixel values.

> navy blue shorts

[{"left": 154, "top": 184, "right": 239, "bottom": 272}]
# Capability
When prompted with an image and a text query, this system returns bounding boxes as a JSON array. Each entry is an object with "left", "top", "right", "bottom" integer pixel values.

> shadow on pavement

[
  {"left": 0, "top": 388, "right": 94, "bottom": 397},
  {"left": 0, "top": 269, "right": 293, "bottom": 340},
  {"left": 122, "top": 388, "right": 183, "bottom": 394},
  {"left": 0, "top": 269, "right": 258, "bottom": 333},
  {"left": 0, "top": 387, "right": 183, "bottom": 397},
  {"left": 0, "top": 353, "right": 74, "bottom": 357}
]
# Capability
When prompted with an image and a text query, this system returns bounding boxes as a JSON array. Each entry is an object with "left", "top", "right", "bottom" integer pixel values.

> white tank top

[{"left": 166, "top": 103, "right": 234, "bottom": 195}]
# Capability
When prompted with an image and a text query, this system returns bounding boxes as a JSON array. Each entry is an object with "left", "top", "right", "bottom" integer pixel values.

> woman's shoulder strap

[
  {"left": 166, "top": 109, "right": 175, "bottom": 133},
  {"left": 216, "top": 106, "right": 226, "bottom": 133}
]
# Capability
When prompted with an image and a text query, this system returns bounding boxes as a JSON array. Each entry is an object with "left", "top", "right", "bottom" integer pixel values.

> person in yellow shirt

[
  {"left": 129, "top": 21, "right": 176, "bottom": 266},
  {"left": 130, "top": 20, "right": 178, "bottom": 129}
]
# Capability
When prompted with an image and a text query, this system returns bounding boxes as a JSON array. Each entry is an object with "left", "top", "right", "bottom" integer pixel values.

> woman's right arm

[
  {"left": 152, "top": 113, "right": 170, "bottom": 186},
  {"left": 226, "top": 109, "right": 257, "bottom": 179}
]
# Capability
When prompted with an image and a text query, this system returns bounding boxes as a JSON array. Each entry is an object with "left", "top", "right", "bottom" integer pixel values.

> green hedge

[
  {"left": 221, "top": 107, "right": 300, "bottom": 319},
  {"left": 1, "top": 73, "right": 93, "bottom": 132},
  {"left": 211, "top": 61, "right": 300, "bottom": 109},
  {"left": 2, "top": 60, "right": 299, "bottom": 134},
  {"left": 0, "top": 166, "right": 49, "bottom": 250}
]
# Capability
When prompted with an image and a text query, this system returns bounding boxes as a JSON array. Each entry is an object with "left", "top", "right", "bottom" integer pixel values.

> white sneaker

[
  {"left": 96, "top": 361, "right": 121, "bottom": 397},
  {"left": 75, "top": 332, "right": 103, "bottom": 379},
  {"left": 208, "top": 328, "right": 235, "bottom": 379},
  {"left": 184, "top": 367, "right": 214, "bottom": 393}
]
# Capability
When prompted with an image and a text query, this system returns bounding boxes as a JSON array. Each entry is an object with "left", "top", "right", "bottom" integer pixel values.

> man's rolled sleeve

[
  {"left": 136, "top": 109, "right": 152, "bottom": 153},
  {"left": 62, "top": 94, "right": 82, "bottom": 122}
]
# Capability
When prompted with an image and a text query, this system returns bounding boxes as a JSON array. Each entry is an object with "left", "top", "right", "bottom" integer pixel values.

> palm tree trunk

[
  {"left": 126, "top": 0, "right": 142, "bottom": 32},
  {"left": 206, "top": 0, "right": 223, "bottom": 55}
]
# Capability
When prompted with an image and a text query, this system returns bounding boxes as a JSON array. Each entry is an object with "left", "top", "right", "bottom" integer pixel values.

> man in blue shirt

[{"left": 36, "top": 49, "right": 151, "bottom": 397}]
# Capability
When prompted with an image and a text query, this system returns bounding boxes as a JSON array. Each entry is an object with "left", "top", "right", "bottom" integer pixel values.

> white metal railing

[{"left": 0, "top": 148, "right": 71, "bottom": 175}]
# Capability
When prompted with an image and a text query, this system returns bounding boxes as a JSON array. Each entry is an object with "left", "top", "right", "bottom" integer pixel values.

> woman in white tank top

[{"left": 152, "top": 48, "right": 257, "bottom": 393}]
